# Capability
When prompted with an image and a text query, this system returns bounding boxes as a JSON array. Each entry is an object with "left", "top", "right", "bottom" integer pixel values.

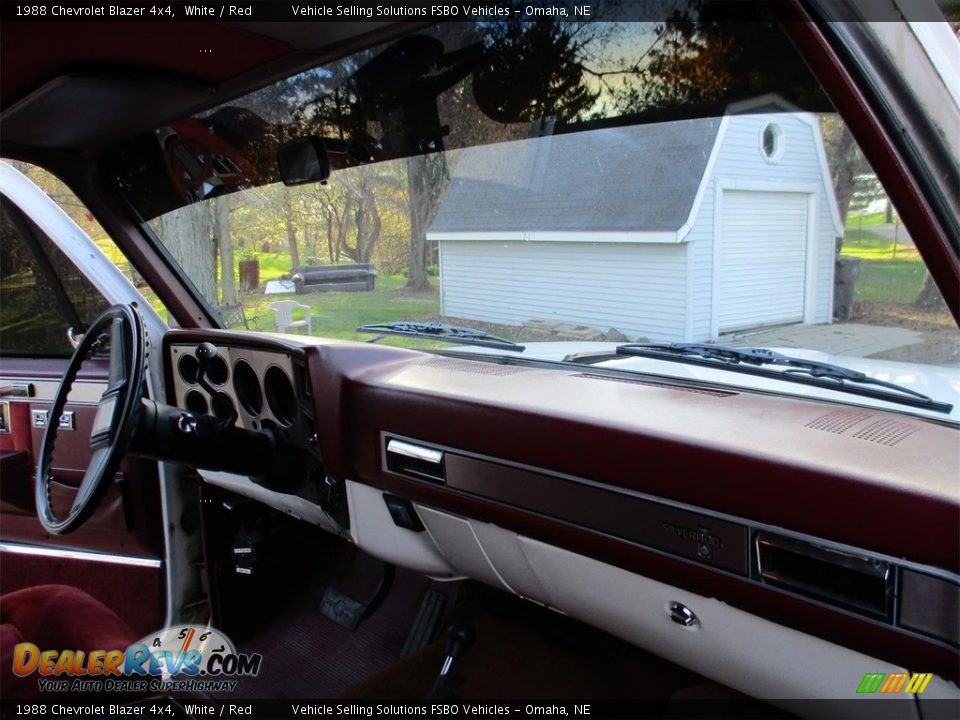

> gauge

[
  {"left": 233, "top": 359, "right": 263, "bottom": 416},
  {"left": 264, "top": 365, "right": 297, "bottom": 426}
]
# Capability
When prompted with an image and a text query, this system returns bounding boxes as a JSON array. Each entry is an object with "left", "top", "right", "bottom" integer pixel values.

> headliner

[{"left": 0, "top": 20, "right": 403, "bottom": 153}]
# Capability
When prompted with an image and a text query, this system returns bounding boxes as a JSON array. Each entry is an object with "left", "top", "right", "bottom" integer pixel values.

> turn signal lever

[
  {"left": 130, "top": 399, "right": 274, "bottom": 476},
  {"left": 427, "top": 623, "right": 475, "bottom": 700},
  {"left": 128, "top": 399, "right": 305, "bottom": 496}
]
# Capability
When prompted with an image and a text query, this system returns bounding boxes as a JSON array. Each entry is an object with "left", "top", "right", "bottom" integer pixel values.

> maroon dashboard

[{"left": 164, "top": 330, "right": 960, "bottom": 683}]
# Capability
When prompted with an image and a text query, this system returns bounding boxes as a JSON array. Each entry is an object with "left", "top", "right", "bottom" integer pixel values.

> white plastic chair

[{"left": 269, "top": 301, "right": 312, "bottom": 335}]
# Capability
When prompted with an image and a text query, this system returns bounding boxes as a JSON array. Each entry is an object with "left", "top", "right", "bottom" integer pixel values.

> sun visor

[{"left": 1, "top": 72, "right": 215, "bottom": 151}]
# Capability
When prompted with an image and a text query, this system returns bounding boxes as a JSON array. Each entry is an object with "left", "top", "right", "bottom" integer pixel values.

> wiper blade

[
  {"left": 356, "top": 321, "right": 525, "bottom": 352},
  {"left": 615, "top": 343, "right": 953, "bottom": 414}
]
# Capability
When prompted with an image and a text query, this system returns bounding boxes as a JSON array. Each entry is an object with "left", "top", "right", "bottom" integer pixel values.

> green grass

[
  {"left": 247, "top": 253, "right": 295, "bottom": 283},
  {"left": 840, "top": 228, "right": 924, "bottom": 304},
  {"left": 235, "top": 274, "right": 441, "bottom": 345},
  {"left": 845, "top": 211, "right": 888, "bottom": 229}
]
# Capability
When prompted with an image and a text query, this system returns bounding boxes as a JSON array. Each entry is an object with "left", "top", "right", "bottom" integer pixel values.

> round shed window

[{"left": 761, "top": 122, "right": 784, "bottom": 162}]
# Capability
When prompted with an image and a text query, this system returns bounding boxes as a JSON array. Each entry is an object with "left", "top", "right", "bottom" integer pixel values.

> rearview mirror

[{"left": 277, "top": 137, "right": 331, "bottom": 186}]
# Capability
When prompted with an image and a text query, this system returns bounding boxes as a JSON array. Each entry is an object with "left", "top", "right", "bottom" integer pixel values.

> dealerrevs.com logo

[{"left": 12, "top": 624, "right": 262, "bottom": 693}]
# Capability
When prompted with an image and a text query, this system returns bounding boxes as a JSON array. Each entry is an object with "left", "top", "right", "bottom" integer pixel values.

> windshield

[{"left": 107, "top": 9, "right": 960, "bottom": 415}]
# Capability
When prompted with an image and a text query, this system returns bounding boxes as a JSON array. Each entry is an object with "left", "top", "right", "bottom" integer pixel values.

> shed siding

[
  {"left": 440, "top": 241, "right": 688, "bottom": 341},
  {"left": 689, "top": 113, "right": 838, "bottom": 340}
]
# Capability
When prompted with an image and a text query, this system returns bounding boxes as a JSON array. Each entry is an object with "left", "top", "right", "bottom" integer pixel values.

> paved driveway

[
  {"left": 725, "top": 322, "right": 923, "bottom": 357},
  {"left": 869, "top": 222, "right": 913, "bottom": 246}
]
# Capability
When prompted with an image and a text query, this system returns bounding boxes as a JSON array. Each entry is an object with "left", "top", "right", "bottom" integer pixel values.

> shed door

[{"left": 717, "top": 190, "right": 809, "bottom": 333}]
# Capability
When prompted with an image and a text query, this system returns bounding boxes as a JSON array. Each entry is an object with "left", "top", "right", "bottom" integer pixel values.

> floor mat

[
  {"left": 342, "top": 586, "right": 704, "bottom": 703},
  {"left": 213, "top": 559, "right": 461, "bottom": 699}
]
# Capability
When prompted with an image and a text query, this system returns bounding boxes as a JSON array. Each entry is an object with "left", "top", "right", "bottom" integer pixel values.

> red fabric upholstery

[{"left": 0, "top": 584, "right": 138, "bottom": 699}]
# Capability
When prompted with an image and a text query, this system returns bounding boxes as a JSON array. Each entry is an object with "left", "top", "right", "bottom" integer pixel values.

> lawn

[
  {"left": 840, "top": 228, "right": 925, "bottom": 305},
  {"left": 844, "top": 211, "right": 888, "bottom": 230},
  {"left": 235, "top": 274, "right": 441, "bottom": 343},
  {"left": 242, "top": 252, "right": 295, "bottom": 283}
]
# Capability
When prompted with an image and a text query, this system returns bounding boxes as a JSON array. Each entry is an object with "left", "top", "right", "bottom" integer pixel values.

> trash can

[
  {"left": 834, "top": 256, "right": 861, "bottom": 321},
  {"left": 239, "top": 259, "right": 260, "bottom": 293}
]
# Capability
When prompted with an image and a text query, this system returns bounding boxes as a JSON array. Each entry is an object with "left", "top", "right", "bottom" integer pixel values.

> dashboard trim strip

[
  {"left": 381, "top": 431, "right": 960, "bottom": 585},
  {"left": 444, "top": 452, "right": 750, "bottom": 575}
]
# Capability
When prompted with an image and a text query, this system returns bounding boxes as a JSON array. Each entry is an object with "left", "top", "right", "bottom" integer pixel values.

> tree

[
  {"left": 820, "top": 117, "right": 871, "bottom": 231},
  {"left": 847, "top": 173, "right": 886, "bottom": 230},
  {"left": 634, "top": 18, "right": 735, "bottom": 108},
  {"left": 606, "top": 3, "right": 829, "bottom": 115},
  {"left": 475, "top": 20, "right": 600, "bottom": 123},
  {"left": 915, "top": 274, "right": 945, "bottom": 309},
  {"left": 318, "top": 185, "right": 354, "bottom": 264},
  {"left": 405, "top": 154, "right": 446, "bottom": 289},
  {"left": 282, "top": 187, "right": 302, "bottom": 271},
  {"left": 155, "top": 203, "right": 216, "bottom": 305},
  {"left": 214, "top": 194, "right": 237, "bottom": 305},
  {"left": 351, "top": 180, "right": 381, "bottom": 264}
]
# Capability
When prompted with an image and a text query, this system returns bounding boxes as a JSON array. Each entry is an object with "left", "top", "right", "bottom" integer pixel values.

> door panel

[
  {"left": 0, "top": 362, "right": 167, "bottom": 634},
  {"left": 0, "top": 549, "right": 164, "bottom": 637},
  {"left": 0, "top": 194, "right": 166, "bottom": 633}
]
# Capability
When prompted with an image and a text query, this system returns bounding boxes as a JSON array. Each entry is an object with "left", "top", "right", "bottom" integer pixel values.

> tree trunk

[
  {"left": 884, "top": 200, "right": 893, "bottom": 224},
  {"left": 326, "top": 215, "right": 335, "bottom": 263},
  {"left": 833, "top": 126, "right": 857, "bottom": 229},
  {"left": 915, "top": 273, "right": 944, "bottom": 309},
  {"left": 406, "top": 156, "right": 430, "bottom": 290},
  {"left": 156, "top": 203, "right": 216, "bottom": 305},
  {"left": 283, "top": 188, "right": 301, "bottom": 271},
  {"left": 336, "top": 197, "right": 353, "bottom": 264},
  {"left": 354, "top": 183, "right": 382, "bottom": 264},
  {"left": 216, "top": 195, "right": 236, "bottom": 305}
]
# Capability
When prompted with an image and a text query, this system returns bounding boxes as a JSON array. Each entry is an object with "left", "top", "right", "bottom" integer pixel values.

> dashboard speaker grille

[
  {"left": 805, "top": 409, "right": 874, "bottom": 434},
  {"left": 420, "top": 358, "right": 532, "bottom": 376},
  {"left": 851, "top": 418, "right": 920, "bottom": 446}
]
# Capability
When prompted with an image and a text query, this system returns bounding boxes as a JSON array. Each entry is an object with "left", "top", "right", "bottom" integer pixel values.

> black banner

[
  {"left": 0, "top": 0, "right": 952, "bottom": 23},
  {"left": 2, "top": 697, "right": 957, "bottom": 719},
  {"left": 3, "top": 1, "right": 598, "bottom": 23}
]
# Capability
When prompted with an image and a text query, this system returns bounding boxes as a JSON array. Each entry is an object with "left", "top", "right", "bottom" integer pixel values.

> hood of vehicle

[{"left": 456, "top": 341, "right": 960, "bottom": 424}]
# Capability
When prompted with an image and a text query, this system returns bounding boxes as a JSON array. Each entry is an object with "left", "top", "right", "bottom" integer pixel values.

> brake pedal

[{"left": 320, "top": 587, "right": 367, "bottom": 631}]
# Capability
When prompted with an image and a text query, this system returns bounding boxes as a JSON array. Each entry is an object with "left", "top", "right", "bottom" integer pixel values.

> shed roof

[{"left": 429, "top": 116, "right": 722, "bottom": 235}]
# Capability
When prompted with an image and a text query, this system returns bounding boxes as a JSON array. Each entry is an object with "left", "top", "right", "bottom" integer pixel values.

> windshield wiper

[
  {"left": 615, "top": 343, "right": 953, "bottom": 414},
  {"left": 356, "top": 321, "right": 526, "bottom": 352}
]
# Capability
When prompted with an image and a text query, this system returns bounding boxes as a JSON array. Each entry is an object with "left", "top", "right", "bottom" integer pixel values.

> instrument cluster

[{"left": 169, "top": 342, "right": 312, "bottom": 443}]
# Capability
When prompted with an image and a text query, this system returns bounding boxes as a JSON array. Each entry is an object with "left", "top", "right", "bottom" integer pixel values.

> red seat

[{"left": 0, "top": 584, "right": 137, "bottom": 699}]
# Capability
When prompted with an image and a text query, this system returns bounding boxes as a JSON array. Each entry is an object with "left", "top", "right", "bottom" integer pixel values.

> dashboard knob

[{"left": 668, "top": 601, "right": 699, "bottom": 627}]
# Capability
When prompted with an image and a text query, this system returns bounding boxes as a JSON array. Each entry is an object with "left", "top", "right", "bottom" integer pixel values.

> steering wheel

[{"left": 35, "top": 304, "right": 146, "bottom": 534}]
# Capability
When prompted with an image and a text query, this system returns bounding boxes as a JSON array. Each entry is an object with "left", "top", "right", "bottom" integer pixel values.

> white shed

[{"left": 427, "top": 97, "right": 843, "bottom": 342}]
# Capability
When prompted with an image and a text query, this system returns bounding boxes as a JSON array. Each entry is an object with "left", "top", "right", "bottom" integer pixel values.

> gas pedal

[{"left": 401, "top": 588, "right": 448, "bottom": 656}]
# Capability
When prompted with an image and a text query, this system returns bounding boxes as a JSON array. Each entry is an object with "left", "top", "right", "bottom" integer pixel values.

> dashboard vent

[
  {"left": 573, "top": 373, "right": 735, "bottom": 397},
  {"left": 851, "top": 418, "right": 920, "bottom": 447},
  {"left": 755, "top": 533, "right": 892, "bottom": 620}
]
